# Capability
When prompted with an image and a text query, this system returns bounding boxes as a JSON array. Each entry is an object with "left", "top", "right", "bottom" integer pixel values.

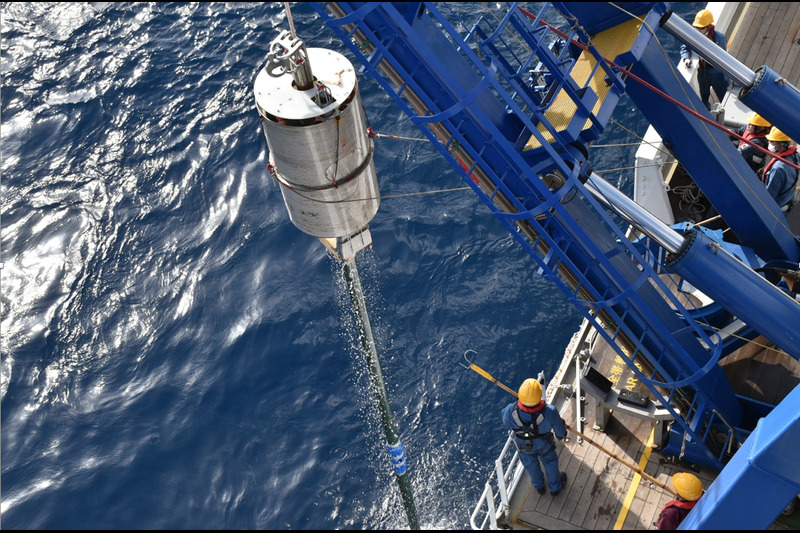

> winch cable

[{"left": 460, "top": 351, "right": 678, "bottom": 497}]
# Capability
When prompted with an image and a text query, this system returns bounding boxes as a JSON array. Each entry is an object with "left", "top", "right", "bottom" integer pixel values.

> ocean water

[{"left": 1, "top": 2, "right": 699, "bottom": 529}]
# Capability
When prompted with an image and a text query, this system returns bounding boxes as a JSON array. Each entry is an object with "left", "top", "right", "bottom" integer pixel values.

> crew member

[
  {"left": 737, "top": 112, "right": 772, "bottom": 172},
  {"left": 656, "top": 472, "right": 704, "bottom": 529},
  {"left": 681, "top": 9, "right": 729, "bottom": 110},
  {"left": 501, "top": 378, "right": 568, "bottom": 496},
  {"left": 761, "top": 127, "right": 799, "bottom": 211}
]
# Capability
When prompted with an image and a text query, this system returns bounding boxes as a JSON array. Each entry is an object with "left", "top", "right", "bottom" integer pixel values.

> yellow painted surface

[
  {"left": 524, "top": 18, "right": 643, "bottom": 151},
  {"left": 613, "top": 426, "right": 656, "bottom": 530}
]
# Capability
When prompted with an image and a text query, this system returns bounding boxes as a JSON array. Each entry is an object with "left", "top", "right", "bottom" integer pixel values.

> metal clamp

[{"left": 266, "top": 30, "right": 304, "bottom": 76}]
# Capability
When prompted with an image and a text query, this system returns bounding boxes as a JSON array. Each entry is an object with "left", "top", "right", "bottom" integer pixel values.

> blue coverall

[
  {"left": 763, "top": 148, "right": 799, "bottom": 210},
  {"left": 737, "top": 131, "right": 769, "bottom": 172},
  {"left": 501, "top": 401, "right": 567, "bottom": 493},
  {"left": 681, "top": 28, "right": 729, "bottom": 110}
]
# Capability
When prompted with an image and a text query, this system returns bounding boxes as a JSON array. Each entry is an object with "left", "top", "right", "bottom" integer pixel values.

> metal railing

[{"left": 469, "top": 433, "right": 523, "bottom": 530}]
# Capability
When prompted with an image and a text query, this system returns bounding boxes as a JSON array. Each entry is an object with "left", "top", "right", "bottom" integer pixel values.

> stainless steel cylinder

[
  {"left": 660, "top": 11, "right": 756, "bottom": 87},
  {"left": 254, "top": 47, "right": 380, "bottom": 239},
  {"left": 586, "top": 173, "right": 684, "bottom": 253}
]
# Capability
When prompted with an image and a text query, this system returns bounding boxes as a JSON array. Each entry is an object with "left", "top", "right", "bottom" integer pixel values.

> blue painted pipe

[
  {"left": 739, "top": 65, "right": 800, "bottom": 145},
  {"left": 661, "top": 10, "right": 800, "bottom": 151},
  {"left": 660, "top": 11, "right": 756, "bottom": 86},
  {"left": 666, "top": 228, "right": 800, "bottom": 360}
]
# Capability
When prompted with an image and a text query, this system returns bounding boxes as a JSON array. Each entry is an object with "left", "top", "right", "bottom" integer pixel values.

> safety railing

[{"left": 470, "top": 433, "right": 523, "bottom": 530}]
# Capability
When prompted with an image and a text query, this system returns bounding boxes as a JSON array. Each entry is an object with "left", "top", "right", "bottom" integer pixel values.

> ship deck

[
  {"left": 504, "top": 332, "right": 800, "bottom": 530},
  {"left": 508, "top": 406, "right": 716, "bottom": 530},
  {"left": 727, "top": 2, "right": 800, "bottom": 84},
  {"left": 502, "top": 5, "right": 800, "bottom": 528}
]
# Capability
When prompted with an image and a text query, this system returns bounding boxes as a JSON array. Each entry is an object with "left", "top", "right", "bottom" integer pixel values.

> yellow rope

[
  {"left": 698, "top": 321, "right": 792, "bottom": 358},
  {"left": 370, "top": 131, "right": 428, "bottom": 142},
  {"left": 593, "top": 162, "right": 677, "bottom": 173},
  {"left": 284, "top": 185, "right": 472, "bottom": 205},
  {"left": 608, "top": 117, "right": 675, "bottom": 159},
  {"left": 592, "top": 142, "right": 652, "bottom": 148},
  {"left": 672, "top": 312, "right": 793, "bottom": 357}
]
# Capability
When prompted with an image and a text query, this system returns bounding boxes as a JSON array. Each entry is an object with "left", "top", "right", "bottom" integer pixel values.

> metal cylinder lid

[{"left": 254, "top": 48, "right": 356, "bottom": 122}]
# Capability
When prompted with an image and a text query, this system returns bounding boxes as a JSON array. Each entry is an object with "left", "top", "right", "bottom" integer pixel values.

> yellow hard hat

[
  {"left": 693, "top": 9, "right": 714, "bottom": 28},
  {"left": 748, "top": 113, "right": 771, "bottom": 128},
  {"left": 518, "top": 378, "right": 543, "bottom": 406},
  {"left": 767, "top": 127, "right": 792, "bottom": 143},
  {"left": 672, "top": 473, "right": 703, "bottom": 501}
]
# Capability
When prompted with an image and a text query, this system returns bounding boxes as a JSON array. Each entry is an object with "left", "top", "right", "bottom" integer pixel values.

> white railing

[{"left": 470, "top": 433, "right": 523, "bottom": 529}]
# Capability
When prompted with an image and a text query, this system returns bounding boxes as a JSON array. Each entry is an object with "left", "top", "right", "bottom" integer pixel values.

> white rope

[
  {"left": 284, "top": 2, "right": 296, "bottom": 39},
  {"left": 370, "top": 131, "right": 429, "bottom": 142}
]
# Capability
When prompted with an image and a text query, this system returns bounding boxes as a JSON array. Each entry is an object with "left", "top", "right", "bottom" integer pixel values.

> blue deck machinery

[{"left": 307, "top": 2, "right": 800, "bottom": 529}]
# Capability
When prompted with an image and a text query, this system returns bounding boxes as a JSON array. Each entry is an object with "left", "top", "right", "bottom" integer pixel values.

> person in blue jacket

[
  {"left": 501, "top": 378, "right": 568, "bottom": 496},
  {"left": 680, "top": 9, "right": 729, "bottom": 110},
  {"left": 761, "top": 127, "right": 799, "bottom": 211}
]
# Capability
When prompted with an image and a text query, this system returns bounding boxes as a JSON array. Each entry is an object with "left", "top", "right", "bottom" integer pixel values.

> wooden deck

[
  {"left": 719, "top": 335, "right": 800, "bottom": 406},
  {"left": 508, "top": 403, "right": 718, "bottom": 530},
  {"left": 505, "top": 333, "right": 799, "bottom": 531},
  {"left": 727, "top": 2, "right": 800, "bottom": 86}
]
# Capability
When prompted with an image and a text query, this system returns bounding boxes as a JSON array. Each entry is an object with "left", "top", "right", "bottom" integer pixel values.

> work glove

[{"left": 683, "top": 58, "right": 692, "bottom": 68}]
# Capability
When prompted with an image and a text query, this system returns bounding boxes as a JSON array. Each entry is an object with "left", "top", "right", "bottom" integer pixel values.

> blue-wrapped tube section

[
  {"left": 386, "top": 442, "right": 408, "bottom": 475},
  {"left": 666, "top": 228, "right": 800, "bottom": 360},
  {"left": 739, "top": 65, "right": 800, "bottom": 145}
]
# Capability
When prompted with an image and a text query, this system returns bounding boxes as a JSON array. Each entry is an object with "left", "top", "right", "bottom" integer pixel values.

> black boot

[{"left": 550, "top": 472, "right": 568, "bottom": 496}]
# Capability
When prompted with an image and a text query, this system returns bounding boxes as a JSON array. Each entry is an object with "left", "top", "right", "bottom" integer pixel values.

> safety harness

[
  {"left": 761, "top": 145, "right": 799, "bottom": 210},
  {"left": 656, "top": 498, "right": 698, "bottom": 529},
  {"left": 761, "top": 145, "right": 797, "bottom": 181},
  {"left": 511, "top": 403, "right": 551, "bottom": 452},
  {"left": 738, "top": 130, "right": 768, "bottom": 170},
  {"left": 741, "top": 129, "right": 767, "bottom": 144}
]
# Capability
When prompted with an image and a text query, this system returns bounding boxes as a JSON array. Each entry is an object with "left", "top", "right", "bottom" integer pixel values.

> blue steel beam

[
  {"left": 680, "top": 382, "right": 800, "bottom": 530},
  {"left": 551, "top": 197, "right": 744, "bottom": 447},
  {"left": 612, "top": 9, "right": 800, "bottom": 262},
  {"left": 586, "top": 172, "right": 800, "bottom": 360},
  {"left": 661, "top": 9, "right": 800, "bottom": 154}
]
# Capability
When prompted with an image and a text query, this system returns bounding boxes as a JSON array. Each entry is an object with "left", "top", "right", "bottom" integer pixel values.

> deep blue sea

[{"left": 1, "top": 2, "right": 700, "bottom": 529}]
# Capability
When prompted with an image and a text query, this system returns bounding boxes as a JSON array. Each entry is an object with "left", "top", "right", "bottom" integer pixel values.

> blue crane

[{"left": 308, "top": 2, "right": 800, "bottom": 528}]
